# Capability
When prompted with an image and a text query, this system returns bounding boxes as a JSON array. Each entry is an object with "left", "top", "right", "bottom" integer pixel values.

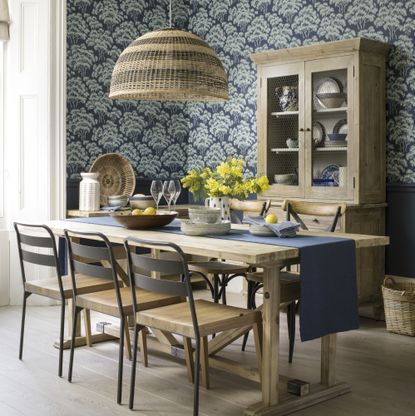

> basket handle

[{"left": 383, "top": 276, "right": 396, "bottom": 288}]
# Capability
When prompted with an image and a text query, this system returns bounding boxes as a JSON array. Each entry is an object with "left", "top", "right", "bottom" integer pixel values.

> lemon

[
  {"left": 143, "top": 207, "right": 157, "bottom": 215},
  {"left": 265, "top": 213, "right": 278, "bottom": 224},
  {"left": 131, "top": 209, "right": 143, "bottom": 216},
  {"left": 133, "top": 193, "right": 145, "bottom": 197}
]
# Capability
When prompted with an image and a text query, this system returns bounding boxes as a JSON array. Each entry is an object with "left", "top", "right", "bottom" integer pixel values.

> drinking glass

[
  {"left": 162, "top": 180, "right": 176, "bottom": 211},
  {"left": 150, "top": 180, "right": 163, "bottom": 211},
  {"left": 172, "top": 180, "right": 182, "bottom": 211}
]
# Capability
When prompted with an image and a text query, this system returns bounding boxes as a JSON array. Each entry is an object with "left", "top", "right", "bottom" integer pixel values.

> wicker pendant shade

[{"left": 109, "top": 28, "right": 229, "bottom": 102}]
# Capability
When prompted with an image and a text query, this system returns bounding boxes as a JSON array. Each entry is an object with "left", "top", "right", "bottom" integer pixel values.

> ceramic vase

[
  {"left": 275, "top": 86, "right": 298, "bottom": 112},
  {"left": 205, "top": 196, "right": 230, "bottom": 221},
  {"left": 79, "top": 172, "right": 100, "bottom": 211}
]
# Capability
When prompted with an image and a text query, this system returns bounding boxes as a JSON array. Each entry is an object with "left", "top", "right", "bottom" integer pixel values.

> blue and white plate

[{"left": 320, "top": 164, "right": 339, "bottom": 184}]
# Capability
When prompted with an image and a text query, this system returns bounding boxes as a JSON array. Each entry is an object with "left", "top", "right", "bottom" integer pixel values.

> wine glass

[
  {"left": 172, "top": 179, "right": 182, "bottom": 211},
  {"left": 162, "top": 180, "right": 176, "bottom": 212},
  {"left": 150, "top": 180, "right": 163, "bottom": 211}
]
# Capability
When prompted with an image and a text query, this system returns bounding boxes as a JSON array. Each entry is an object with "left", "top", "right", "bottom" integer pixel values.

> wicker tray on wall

[{"left": 90, "top": 153, "right": 136, "bottom": 206}]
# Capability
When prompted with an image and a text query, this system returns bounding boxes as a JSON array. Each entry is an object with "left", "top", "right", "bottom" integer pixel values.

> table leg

[
  {"left": 321, "top": 334, "right": 337, "bottom": 386},
  {"left": 260, "top": 264, "right": 281, "bottom": 406}
]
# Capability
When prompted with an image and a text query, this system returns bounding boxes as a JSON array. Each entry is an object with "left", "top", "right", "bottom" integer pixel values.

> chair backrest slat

[
  {"left": 72, "top": 259, "right": 113, "bottom": 280},
  {"left": 134, "top": 272, "right": 187, "bottom": 297},
  {"left": 19, "top": 233, "right": 54, "bottom": 248},
  {"left": 130, "top": 251, "right": 185, "bottom": 275},
  {"left": 21, "top": 249, "right": 57, "bottom": 267},
  {"left": 70, "top": 241, "right": 111, "bottom": 261}
]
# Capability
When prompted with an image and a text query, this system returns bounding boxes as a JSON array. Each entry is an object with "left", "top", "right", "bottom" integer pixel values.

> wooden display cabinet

[{"left": 251, "top": 39, "right": 390, "bottom": 317}]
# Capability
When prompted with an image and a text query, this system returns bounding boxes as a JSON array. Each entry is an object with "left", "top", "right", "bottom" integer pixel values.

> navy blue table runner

[{"left": 64, "top": 217, "right": 359, "bottom": 341}]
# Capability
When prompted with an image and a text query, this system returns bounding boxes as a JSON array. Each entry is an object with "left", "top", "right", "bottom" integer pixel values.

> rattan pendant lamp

[{"left": 109, "top": 1, "right": 229, "bottom": 102}]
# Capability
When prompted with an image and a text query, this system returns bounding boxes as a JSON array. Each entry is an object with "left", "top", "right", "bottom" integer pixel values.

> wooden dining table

[{"left": 46, "top": 219, "right": 389, "bottom": 416}]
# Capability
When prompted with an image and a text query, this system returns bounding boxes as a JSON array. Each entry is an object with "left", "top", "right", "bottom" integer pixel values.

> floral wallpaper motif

[
  {"left": 66, "top": 0, "right": 190, "bottom": 179},
  {"left": 68, "top": 0, "right": 415, "bottom": 183}
]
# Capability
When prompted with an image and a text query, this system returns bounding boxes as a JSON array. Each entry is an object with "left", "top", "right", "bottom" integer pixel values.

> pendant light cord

[{"left": 169, "top": 0, "right": 172, "bottom": 28}]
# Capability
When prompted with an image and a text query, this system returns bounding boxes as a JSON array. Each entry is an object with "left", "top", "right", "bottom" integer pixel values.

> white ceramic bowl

[
  {"left": 129, "top": 196, "right": 156, "bottom": 210},
  {"left": 188, "top": 207, "right": 221, "bottom": 224},
  {"left": 286, "top": 138, "right": 299, "bottom": 148},
  {"left": 181, "top": 220, "right": 231, "bottom": 236},
  {"left": 274, "top": 173, "right": 298, "bottom": 185},
  {"left": 249, "top": 224, "right": 274, "bottom": 237},
  {"left": 108, "top": 195, "right": 129, "bottom": 207},
  {"left": 316, "top": 92, "right": 346, "bottom": 108}
]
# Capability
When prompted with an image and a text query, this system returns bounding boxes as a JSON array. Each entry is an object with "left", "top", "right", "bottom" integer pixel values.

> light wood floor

[{"left": 0, "top": 292, "right": 414, "bottom": 416}]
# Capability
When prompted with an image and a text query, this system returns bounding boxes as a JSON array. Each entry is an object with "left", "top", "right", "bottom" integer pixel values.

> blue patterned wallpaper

[{"left": 67, "top": 0, "right": 415, "bottom": 183}]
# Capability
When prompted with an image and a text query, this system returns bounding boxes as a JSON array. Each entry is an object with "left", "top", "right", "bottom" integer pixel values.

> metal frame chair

[
  {"left": 14, "top": 223, "right": 66, "bottom": 377},
  {"left": 65, "top": 229, "right": 182, "bottom": 405},
  {"left": 124, "top": 237, "right": 262, "bottom": 416}
]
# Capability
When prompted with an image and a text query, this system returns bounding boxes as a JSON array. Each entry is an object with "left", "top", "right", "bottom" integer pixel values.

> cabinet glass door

[
  {"left": 261, "top": 63, "right": 304, "bottom": 198},
  {"left": 305, "top": 56, "right": 354, "bottom": 200}
]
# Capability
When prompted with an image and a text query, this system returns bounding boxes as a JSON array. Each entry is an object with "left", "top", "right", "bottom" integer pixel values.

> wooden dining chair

[
  {"left": 124, "top": 237, "right": 263, "bottom": 415},
  {"left": 188, "top": 199, "right": 271, "bottom": 306},
  {"left": 14, "top": 222, "right": 114, "bottom": 377},
  {"left": 65, "top": 230, "right": 183, "bottom": 405},
  {"left": 244, "top": 199, "right": 347, "bottom": 362}
]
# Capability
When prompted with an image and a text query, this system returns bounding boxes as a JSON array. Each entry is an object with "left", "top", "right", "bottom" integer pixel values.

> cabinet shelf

[
  {"left": 314, "top": 147, "right": 347, "bottom": 152},
  {"left": 271, "top": 148, "right": 299, "bottom": 154},
  {"left": 313, "top": 107, "right": 347, "bottom": 114},
  {"left": 270, "top": 111, "right": 299, "bottom": 117}
]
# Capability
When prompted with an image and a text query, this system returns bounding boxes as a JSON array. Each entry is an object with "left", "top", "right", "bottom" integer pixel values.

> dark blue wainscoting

[{"left": 386, "top": 183, "right": 415, "bottom": 278}]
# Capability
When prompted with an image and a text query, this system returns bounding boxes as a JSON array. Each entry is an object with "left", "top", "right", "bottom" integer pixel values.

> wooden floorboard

[{"left": 0, "top": 291, "right": 414, "bottom": 416}]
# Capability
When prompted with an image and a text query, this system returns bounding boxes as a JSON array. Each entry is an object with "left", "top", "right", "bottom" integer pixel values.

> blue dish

[
  {"left": 313, "top": 179, "right": 336, "bottom": 187},
  {"left": 327, "top": 133, "right": 347, "bottom": 141}
]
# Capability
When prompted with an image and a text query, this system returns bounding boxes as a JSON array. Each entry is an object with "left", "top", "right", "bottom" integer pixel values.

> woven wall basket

[
  {"left": 89, "top": 153, "right": 136, "bottom": 206},
  {"left": 109, "top": 28, "right": 229, "bottom": 102}
]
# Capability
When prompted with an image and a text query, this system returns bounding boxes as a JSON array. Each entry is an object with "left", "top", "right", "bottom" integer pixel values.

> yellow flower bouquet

[{"left": 182, "top": 159, "right": 269, "bottom": 200}]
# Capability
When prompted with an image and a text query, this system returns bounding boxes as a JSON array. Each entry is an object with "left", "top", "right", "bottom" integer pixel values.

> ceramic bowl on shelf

[
  {"left": 107, "top": 195, "right": 129, "bottom": 207},
  {"left": 274, "top": 173, "right": 298, "bottom": 185},
  {"left": 112, "top": 211, "right": 177, "bottom": 229},
  {"left": 316, "top": 92, "right": 346, "bottom": 108},
  {"left": 327, "top": 133, "right": 347, "bottom": 141},
  {"left": 286, "top": 138, "right": 299, "bottom": 148},
  {"left": 129, "top": 195, "right": 156, "bottom": 210},
  {"left": 188, "top": 207, "right": 221, "bottom": 224}
]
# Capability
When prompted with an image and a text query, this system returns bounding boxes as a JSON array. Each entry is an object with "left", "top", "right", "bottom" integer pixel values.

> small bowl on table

[
  {"left": 249, "top": 224, "right": 274, "bottom": 237},
  {"left": 188, "top": 207, "right": 221, "bottom": 224},
  {"left": 129, "top": 195, "right": 156, "bottom": 210}
]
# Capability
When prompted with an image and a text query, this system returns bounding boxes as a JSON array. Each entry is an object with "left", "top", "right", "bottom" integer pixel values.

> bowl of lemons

[
  {"left": 249, "top": 214, "right": 278, "bottom": 237},
  {"left": 112, "top": 207, "right": 177, "bottom": 229}
]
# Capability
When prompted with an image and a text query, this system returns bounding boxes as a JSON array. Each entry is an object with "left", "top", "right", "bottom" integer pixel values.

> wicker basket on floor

[{"left": 382, "top": 276, "right": 415, "bottom": 336}]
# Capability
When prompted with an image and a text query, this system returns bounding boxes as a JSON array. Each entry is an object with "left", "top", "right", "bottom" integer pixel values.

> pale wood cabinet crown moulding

[{"left": 251, "top": 38, "right": 390, "bottom": 318}]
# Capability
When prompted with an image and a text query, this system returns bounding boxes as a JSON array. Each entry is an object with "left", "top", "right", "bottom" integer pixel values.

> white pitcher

[
  {"left": 205, "top": 196, "right": 230, "bottom": 222},
  {"left": 79, "top": 172, "right": 100, "bottom": 211}
]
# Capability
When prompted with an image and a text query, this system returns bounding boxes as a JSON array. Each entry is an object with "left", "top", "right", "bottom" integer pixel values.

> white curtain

[{"left": 0, "top": 0, "right": 9, "bottom": 41}]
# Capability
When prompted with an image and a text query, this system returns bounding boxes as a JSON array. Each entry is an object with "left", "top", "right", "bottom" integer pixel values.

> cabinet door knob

[
  {"left": 306, "top": 128, "right": 311, "bottom": 132},
  {"left": 299, "top": 128, "right": 304, "bottom": 132}
]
